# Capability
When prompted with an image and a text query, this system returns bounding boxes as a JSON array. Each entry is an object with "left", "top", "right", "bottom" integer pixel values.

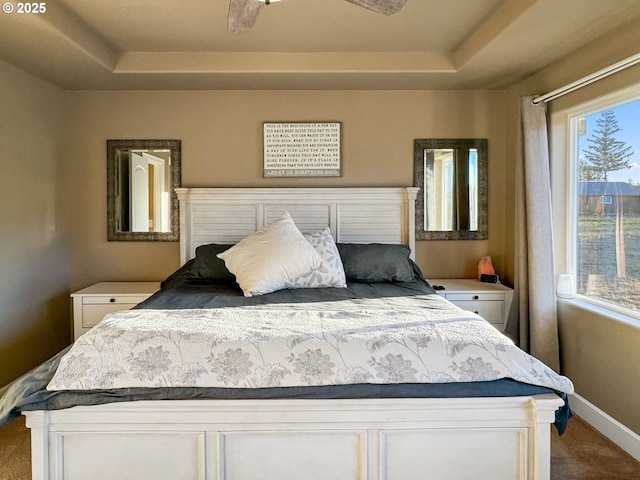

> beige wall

[
  {"left": 66, "top": 89, "right": 508, "bottom": 290},
  {"left": 0, "top": 60, "right": 70, "bottom": 385},
  {"left": 505, "top": 16, "right": 640, "bottom": 435},
  {"left": 558, "top": 301, "right": 640, "bottom": 434}
]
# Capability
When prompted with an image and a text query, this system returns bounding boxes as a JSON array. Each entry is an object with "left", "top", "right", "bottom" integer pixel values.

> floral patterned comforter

[{"left": 47, "top": 296, "right": 574, "bottom": 394}]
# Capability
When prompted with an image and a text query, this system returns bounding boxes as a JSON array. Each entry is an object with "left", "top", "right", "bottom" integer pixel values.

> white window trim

[{"left": 559, "top": 84, "right": 640, "bottom": 323}]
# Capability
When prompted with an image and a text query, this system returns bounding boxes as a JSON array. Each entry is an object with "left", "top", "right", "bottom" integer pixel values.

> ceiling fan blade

[
  {"left": 343, "top": 0, "right": 407, "bottom": 15},
  {"left": 228, "top": 0, "right": 264, "bottom": 34}
]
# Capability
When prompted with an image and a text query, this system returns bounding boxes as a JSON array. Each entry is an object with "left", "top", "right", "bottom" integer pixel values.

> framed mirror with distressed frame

[
  {"left": 414, "top": 138, "right": 487, "bottom": 240},
  {"left": 107, "top": 139, "right": 181, "bottom": 241}
]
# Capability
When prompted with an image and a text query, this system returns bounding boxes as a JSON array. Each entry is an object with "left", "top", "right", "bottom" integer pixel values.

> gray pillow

[
  {"left": 337, "top": 243, "right": 414, "bottom": 283},
  {"left": 191, "top": 244, "right": 236, "bottom": 283}
]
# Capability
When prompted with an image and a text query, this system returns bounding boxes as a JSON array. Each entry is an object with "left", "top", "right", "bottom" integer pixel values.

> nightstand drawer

[
  {"left": 450, "top": 300, "right": 504, "bottom": 324},
  {"left": 82, "top": 303, "right": 138, "bottom": 327},
  {"left": 72, "top": 282, "right": 160, "bottom": 340},
  {"left": 82, "top": 295, "right": 148, "bottom": 305},
  {"left": 429, "top": 279, "right": 513, "bottom": 332},
  {"left": 445, "top": 292, "right": 505, "bottom": 302}
]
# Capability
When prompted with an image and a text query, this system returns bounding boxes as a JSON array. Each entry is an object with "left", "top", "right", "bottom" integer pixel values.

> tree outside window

[{"left": 579, "top": 109, "right": 633, "bottom": 182}]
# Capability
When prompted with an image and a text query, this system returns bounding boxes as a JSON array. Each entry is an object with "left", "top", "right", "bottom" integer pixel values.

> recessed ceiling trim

[
  {"left": 33, "top": 0, "right": 118, "bottom": 70},
  {"left": 114, "top": 51, "right": 456, "bottom": 74},
  {"left": 454, "top": 0, "right": 537, "bottom": 69}
]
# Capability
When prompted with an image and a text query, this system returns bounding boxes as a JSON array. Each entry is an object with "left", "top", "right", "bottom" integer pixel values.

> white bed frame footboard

[{"left": 25, "top": 395, "right": 563, "bottom": 480}]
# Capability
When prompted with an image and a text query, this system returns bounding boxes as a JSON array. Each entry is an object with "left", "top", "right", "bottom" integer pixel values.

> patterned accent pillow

[
  {"left": 287, "top": 228, "right": 347, "bottom": 289},
  {"left": 217, "top": 212, "right": 323, "bottom": 297}
]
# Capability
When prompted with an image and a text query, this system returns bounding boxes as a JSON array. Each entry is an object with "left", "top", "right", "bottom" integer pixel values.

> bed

[{"left": 4, "top": 187, "right": 572, "bottom": 480}]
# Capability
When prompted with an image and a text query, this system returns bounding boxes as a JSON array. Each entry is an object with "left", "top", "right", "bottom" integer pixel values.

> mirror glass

[
  {"left": 107, "top": 139, "right": 181, "bottom": 241},
  {"left": 414, "top": 139, "right": 487, "bottom": 240}
]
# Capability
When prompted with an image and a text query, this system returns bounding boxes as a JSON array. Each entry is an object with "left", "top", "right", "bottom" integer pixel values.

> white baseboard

[{"left": 569, "top": 393, "right": 640, "bottom": 462}]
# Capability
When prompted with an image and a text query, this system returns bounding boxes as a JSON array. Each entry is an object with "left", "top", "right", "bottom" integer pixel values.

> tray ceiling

[{"left": 0, "top": 0, "right": 638, "bottom": 90}]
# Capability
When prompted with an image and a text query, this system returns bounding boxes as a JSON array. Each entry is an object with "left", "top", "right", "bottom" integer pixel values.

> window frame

[{"left": 562, "top": 87, "right": 640, "bottom": 322}]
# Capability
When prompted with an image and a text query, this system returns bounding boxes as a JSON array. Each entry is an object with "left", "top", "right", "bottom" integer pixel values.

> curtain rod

[{"left": 532, "top": 52, "right": 640, "bottom": 104}]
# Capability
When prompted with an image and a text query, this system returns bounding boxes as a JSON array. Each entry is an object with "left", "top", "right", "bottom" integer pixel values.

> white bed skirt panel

[{"left": 25, "top": 394, "right": 563, "bottom": 480}]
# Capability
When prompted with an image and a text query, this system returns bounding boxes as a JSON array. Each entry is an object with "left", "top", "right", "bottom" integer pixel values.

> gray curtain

[{"left": 507, "top": 96, "right": 560, "bottom": 372}]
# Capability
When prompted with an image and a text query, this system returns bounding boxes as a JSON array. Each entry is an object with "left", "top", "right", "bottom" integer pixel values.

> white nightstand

[
  {"left": 429, "top": 279, "right": 513, "bottom": 331},
  {"left": 71, "top": 282, "right": 160, "bottom": 340}
]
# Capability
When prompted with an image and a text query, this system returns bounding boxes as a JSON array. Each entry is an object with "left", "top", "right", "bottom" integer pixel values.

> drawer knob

[
  {"left": 473, "top": 295, "right": 479, "bottom": 300},
  {"left": 109, "top": 298, "right": 116, "bottom": 303}
]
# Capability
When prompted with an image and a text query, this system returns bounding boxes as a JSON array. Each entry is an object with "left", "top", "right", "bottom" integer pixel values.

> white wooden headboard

[{"left": 175, "top": 187, "right": 419, "bottom": 265}]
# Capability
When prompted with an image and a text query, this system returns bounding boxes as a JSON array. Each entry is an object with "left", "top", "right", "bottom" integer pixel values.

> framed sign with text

[{"left": 263, "top": 122, "right": 341, "bottom": 177}]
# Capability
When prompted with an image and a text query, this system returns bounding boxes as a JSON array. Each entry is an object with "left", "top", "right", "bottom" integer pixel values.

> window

[{"left": 569, "top": 96, "right": 640, "bottom": 313}]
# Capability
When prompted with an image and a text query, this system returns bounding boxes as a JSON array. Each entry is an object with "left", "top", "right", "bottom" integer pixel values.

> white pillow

[
  {"left": 217, "top": 212, "right": 323, "bottom": 297},
  {"left": 287, "top": 228, "right": 347, "bottom": 289}
]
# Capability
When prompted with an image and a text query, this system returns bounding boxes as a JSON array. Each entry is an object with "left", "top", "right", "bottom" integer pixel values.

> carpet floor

[
  {"left": 1, "top": 414, "right": 639, "bottom": 479},
  {"left": 551, "top": 415, "right": 640, "bottom": 479},
  {"left": 0, "top": 416, "right": 30, "bottom": 480}
]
